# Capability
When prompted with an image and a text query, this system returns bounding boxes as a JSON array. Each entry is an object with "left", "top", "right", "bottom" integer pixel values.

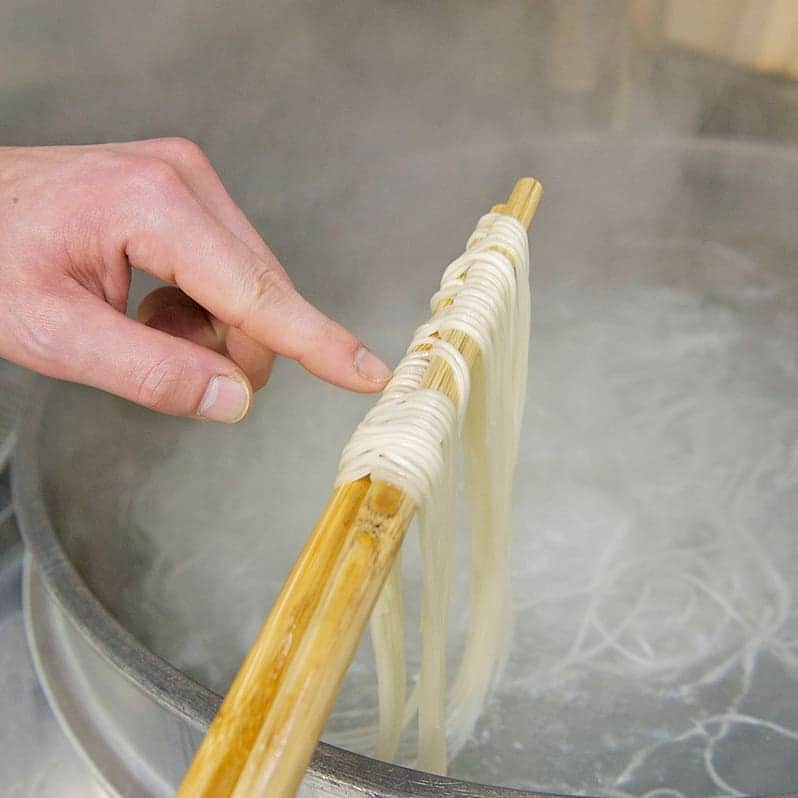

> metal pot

[{"left": 13, "top": 140, "right": 798, "bottom": 798}]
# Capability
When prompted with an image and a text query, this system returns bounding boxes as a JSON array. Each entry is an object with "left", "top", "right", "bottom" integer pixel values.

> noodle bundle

[{"left": 336, "top": 211, "right": 531, "bottom": 771}]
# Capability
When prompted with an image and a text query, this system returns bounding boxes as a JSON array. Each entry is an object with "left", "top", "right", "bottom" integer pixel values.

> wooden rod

[
  {"left": 176, "top": 478, "right": 369, "bottom": 795},
  {"left": 231, "top": 481, "right": 415, "bottom": 797},
  {"left": 177, "top": 178, "right": 543, "bottom": 798}
]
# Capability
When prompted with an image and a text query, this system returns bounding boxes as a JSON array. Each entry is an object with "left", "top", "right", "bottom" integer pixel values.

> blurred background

[
  {"left": 4, "top": 0, "right": 798, "bottom": 313},
  {"left": 3, "top": 0, "right": 797, "bottom": 322},
  {"left": 4, "top": 0, "right": 798, "bottom": 297},
  {"left": 6, "top": 0, "right": 798, "bottom": 150}
]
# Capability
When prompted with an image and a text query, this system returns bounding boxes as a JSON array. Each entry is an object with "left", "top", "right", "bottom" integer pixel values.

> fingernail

[
  {"left": 198, "top": 375, "right": 251, "bottom": 423},
  {"left": 354, "top": 346, "right": 392, "bottom": 385}
]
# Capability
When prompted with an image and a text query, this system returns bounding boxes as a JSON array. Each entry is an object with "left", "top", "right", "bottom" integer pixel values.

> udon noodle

[{"left": 336, "top": 211, "right": 531, "bottom": 772}]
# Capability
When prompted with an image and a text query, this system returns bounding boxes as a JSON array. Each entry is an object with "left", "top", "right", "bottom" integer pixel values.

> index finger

[{"left": 116, "top": 162, "right": 391, "bottom": 392}]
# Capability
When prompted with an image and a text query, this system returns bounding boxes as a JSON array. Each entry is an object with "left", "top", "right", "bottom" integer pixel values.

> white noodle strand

[{"left": 336, "top": 212, "right": 530, "bottom": 772}]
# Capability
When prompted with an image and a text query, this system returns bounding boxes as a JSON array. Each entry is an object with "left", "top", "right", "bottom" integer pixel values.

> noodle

[{"left": 336, "top": 212, "right": 530, "bottom": 771}]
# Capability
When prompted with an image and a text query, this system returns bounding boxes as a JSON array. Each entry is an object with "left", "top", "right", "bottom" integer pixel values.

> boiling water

[
  {"left": 467, "top": 237, "right": 798, "bottom": 796},
  {"left": 101, "top": 232, "right": 798, "bottom": 797}
]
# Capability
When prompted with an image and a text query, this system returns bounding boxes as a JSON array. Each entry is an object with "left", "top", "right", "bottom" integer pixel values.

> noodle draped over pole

[{"left": 336, "top": 212, "right": 531, "bottom": 772}]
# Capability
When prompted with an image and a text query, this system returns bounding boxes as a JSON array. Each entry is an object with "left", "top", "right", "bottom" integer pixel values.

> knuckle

[
  {"left": 228, "top": 262, "right": 294, "bottom": 334},
  {"left": 135, "top": 357, "right": 191, "bottom": 411},
  {"left": 249, "top": 264, "right": 293, "bottom": 310},
  {"left": 154, "top": 136, "right": 209, "bottom": 168},
  {"left": 126, "top": 157, "right": 184, "bottom": 199}
]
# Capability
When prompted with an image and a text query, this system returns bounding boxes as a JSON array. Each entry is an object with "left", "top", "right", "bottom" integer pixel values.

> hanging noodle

[{"left": 336, "top": 212, "right": 530, "bottom": 772}]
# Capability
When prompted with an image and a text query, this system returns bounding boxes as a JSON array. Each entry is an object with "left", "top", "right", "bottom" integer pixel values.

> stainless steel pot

[{"left": 13, "top": 140, "right": 798, "bottom": 798}]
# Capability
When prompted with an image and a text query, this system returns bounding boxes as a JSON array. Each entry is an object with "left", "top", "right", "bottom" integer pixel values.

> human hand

[{"left": 0, "top": 139, "right": 390, "bottom": 422}]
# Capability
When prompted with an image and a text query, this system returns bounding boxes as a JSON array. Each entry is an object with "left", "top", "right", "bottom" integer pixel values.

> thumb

[
  {"left": 31, "top": 291, "right": 253, "bottom": 422},
  {"left": 137, "top": 286, "right": 275, "bottom": 391}
]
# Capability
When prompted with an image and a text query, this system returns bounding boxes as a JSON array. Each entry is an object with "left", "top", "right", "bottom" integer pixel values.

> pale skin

[{"left": 0, "top": 138, "right": 391, "bottom": 422}]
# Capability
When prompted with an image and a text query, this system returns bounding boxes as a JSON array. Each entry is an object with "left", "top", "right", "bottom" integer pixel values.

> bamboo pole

[
  {"left": 177, "top": 177, "right": 543, "bottom": 798},
  {"left": 176, "top": 478, "right": 370, "bottom": 795}
]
